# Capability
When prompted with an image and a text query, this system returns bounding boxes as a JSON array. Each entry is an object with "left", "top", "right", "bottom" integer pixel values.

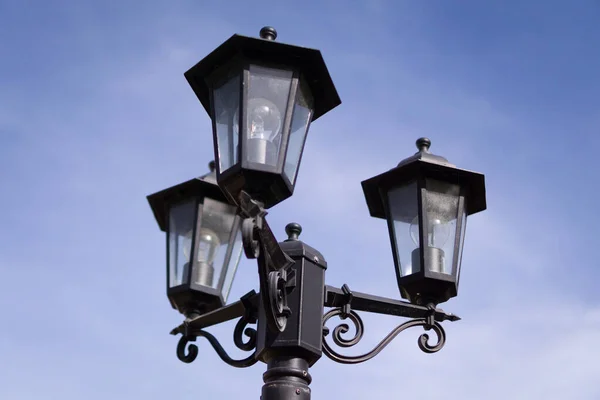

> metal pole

[{"left": 261, "top": 356, "right": 311, "bottom": 400}]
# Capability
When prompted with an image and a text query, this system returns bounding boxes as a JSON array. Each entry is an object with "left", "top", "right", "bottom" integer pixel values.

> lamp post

[{"left": 148, "top": 27, "right": 487, "bottom": 400}]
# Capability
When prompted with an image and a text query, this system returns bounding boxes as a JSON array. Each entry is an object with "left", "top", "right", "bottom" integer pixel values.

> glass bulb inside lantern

[
  {"left": 182, "top": 228, "right": 221, "bottom": 287},
  {"left": 408, "top": 216, "right": 450, "bottom": 274},
  {"left": 182, "top": 228, "right": 221, "bottom": 264},
  {"left": 247, "top": 97, "right": 282, "bottom": 141},
  {"left": 233, "top": 98, "right": 282, "bottom": 165},
  {"left": 409, "top": 216, "right": 450, "bottom": 248}
]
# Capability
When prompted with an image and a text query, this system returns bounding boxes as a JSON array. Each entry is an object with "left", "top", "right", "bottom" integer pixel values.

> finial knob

[
  {"left": 285, "top": 222, "right": 302, "bottom": 241},
  {"left": 416, "top": 137, "right": 431, "bottom": 153},
  {"left": 208, "top": 160, "right": 216, "bottom": 171},
  {"left": 260, "top": 26, "right": 277, "bottom": 41}
]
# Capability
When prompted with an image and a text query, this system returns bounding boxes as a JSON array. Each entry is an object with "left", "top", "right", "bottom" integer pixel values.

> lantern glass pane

[
  {"left": 387, "top": 181, "right": 419, "bottom": 277},
  {"left": 168, "top": 200, "right": 196, "bottom": 287},
  {"left": 244, "top": 65, "right": 293, "bottom": 167},
  {"left": 455, "top": 202, "right": 468, "bottom": 281},
  {"left": 190, "top": 197, "right": 238, "bottom": 291},
  {"left": 213, "top": 74, "right": 240, "bottom": 172},
  {"left": 284, "top": 79, "right": 314, "bottom": 185},
  {"left": 221, "top": 228, "right": 244, "bottom": 302},
  {"left": 422, "top": 179, "right": 461, "bottom": 275}
]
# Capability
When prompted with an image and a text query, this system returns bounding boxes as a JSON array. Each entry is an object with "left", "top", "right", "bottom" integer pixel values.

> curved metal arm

[
  {"left": 321, "top": 284, "right": 450, "bottom": 364},
  {"left": 175, "top": 312, "right": 259, "bottom": 368},
  {"left": 322, "top": 308, "right": 446, "bottom": 364}
]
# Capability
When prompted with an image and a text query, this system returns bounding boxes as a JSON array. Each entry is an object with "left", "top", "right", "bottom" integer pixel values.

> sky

[{"left": 1, "top": 0, "right": 599, "bottom": 399}]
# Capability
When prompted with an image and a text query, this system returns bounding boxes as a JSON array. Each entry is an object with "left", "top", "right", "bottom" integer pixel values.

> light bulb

[
  {"left": 182, "top": 228, "right": 221, "bottom": 264},
  {"left": 182, "top": 228, "right": 221, "bottom": 287},
  {"left": 195, "top": 228, "right": 221, "bottom": 264},
  {"left": 247, "top": 97, "right": 282, "bottom": 141},
  {"left": 234, "top": 98, "right": 282, "bottom": 165},
  {"left": 408, "top": 216, "right": 450, "bottom": 274},
  {"left": 409, "top": 216, "right": 450, "bottom": 248}
]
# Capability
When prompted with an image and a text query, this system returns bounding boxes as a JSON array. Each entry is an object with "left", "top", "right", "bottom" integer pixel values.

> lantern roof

[
  {"left": 362, "top": 138, "right": 487, "bottom": 220},
  {"left": 147, "top": 162, "right": 227, "bottom": 232},
  {"left": 185, "top": 27, "right": 341, "bottom": 121}
]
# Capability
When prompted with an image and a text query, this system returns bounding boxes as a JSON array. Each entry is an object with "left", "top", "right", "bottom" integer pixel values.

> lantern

[
  {"left": 147, "top": 164, "right": 244, "bottom": 315},
  {"left": 184, "top": 27, "right": 340, "bottom": 208},
  {"left": 361, "top": 138, "right": 486, "bottom": 304}
]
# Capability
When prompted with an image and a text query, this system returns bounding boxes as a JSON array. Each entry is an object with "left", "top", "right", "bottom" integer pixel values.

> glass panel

[
  {"left": 190, "top": 197, "right": 237, "bottom": 290},
  {"left": 284, "top": 79, "right": 314, "bottom": 185},
  {"left": 168, "top": 200, "right": 196, "bottom": 287},
  {"left": 454, "top": 200, "right": 468, "bottom": 282},
  {"left": 221, "top": 227, "right": 244, "bottom": 302},
  {"left": 422, "top": 179, "right": 461, "bottom": 275},
  {"left": 213, "top": 75, "right": 240, "bottom": 172},
  {"left": 387, "top": 182, "right": 419, "bottom": 277},
  {"left": 244, "top": 65, "right": 293, "bottom": 167}
]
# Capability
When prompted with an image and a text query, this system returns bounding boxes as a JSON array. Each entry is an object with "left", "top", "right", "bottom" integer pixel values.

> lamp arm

[
  {"left": 324, "top": 285, "right": 460, "bottom": 322},
  {"left": 170, "top": 290, "right": 259, "bottom": 335},
  {"left": 171, "top": 291, "right": 259, "bottom": 368},
  {"left": 322, "top": 284, "right": 456, "bottom": 364}
]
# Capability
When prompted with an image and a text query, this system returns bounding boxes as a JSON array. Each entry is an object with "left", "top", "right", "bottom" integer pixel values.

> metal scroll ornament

[
  {"left": 176, "top": 312, "right": 258, "bottom": 368},
  {"left": 239, "top": 191, "right": 294, "bottom": 333},
  {"left": 322, "top": 308, "right": 447, "bottom": 364}
]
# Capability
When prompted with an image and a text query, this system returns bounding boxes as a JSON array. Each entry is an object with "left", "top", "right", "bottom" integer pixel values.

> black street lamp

[{"left": 148, "top": 27, "right": 487, "bottom": 400}]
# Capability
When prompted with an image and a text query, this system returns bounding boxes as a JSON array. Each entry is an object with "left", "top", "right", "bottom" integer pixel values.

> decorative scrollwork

[
  {"left": 176, "top": 314, "right": 258, "bottom": 368},
  {"left": 322, "top": 308, "right": 447, "bottom": 364},
  {"left": 242, "top": 218, "right": 260, "bottom": 259},
  {"left": 238, "top": 191, "right": 294, "bottom": 334},
  {"left": 233, "top": 310, "right": 257, "bottom": 352}
]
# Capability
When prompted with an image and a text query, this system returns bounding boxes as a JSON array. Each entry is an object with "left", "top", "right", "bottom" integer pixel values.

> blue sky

[{"left": 1, "top": 0, "right": 599, "bottom": 398}]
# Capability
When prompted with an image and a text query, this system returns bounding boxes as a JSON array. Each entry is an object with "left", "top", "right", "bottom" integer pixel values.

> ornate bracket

[
  {"left": 172, "top": 291, "right": 259, "bottom": 368},
  {"left": 238, "top": 191, "right": 294, "bottom": 333},
  {"left": 322, "top": 284, "right": 452, "bottom": 364}
]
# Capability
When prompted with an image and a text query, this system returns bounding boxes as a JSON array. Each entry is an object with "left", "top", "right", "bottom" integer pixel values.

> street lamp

[{"left": 149, "top": 27, "right": 487, "bottom": 400}]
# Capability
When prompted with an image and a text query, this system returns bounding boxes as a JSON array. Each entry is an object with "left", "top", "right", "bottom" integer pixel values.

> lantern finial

[
  {"left": 285, "top": 222, "right": 302, "bottom": 241},
  {"left": 416, "top": 137, "right": 431, "bottom": 153},
  {"left": 259, "top": 26, "right": 277, "bottom": 41}
]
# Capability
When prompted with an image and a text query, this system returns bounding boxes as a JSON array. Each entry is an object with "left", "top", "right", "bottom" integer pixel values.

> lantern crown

[
  {"left": 147, "top": 165, "right": 224, "bottom": 233},
  {"left": 362, "top": 138, "right": 487, "bottom": 221},
  {"left": 185, "top": 30, "right": 341, "bottom": 122}
]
